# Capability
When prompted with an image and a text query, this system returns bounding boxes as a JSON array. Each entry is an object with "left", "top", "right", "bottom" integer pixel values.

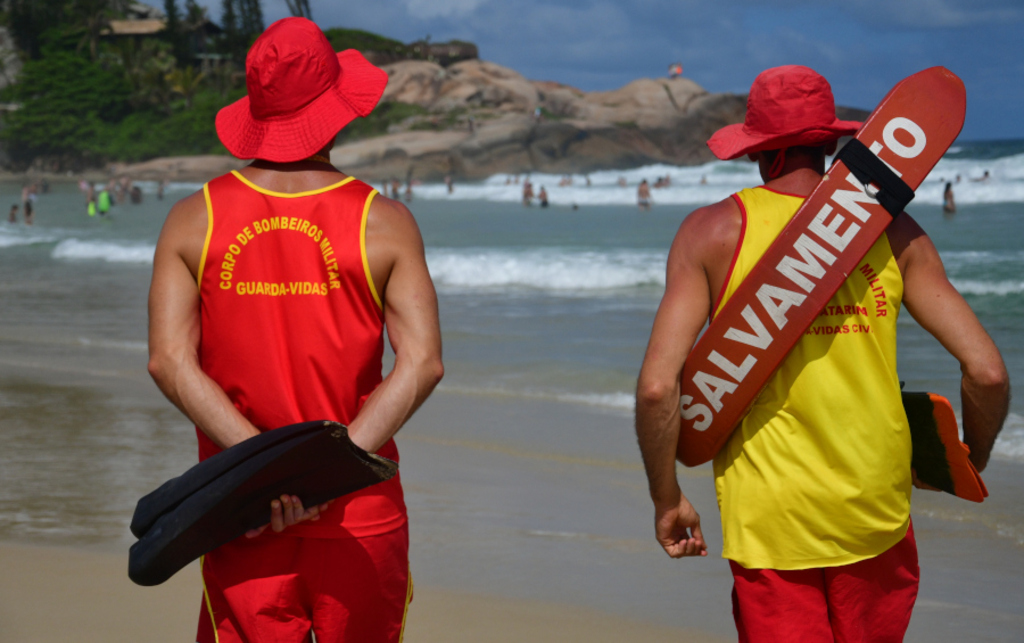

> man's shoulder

[{"left": 677, "top": 194, "right": 744, "bottom": 253}]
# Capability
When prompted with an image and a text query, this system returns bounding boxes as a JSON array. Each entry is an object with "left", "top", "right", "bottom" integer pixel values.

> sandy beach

[
  {"left": 1, "top": 337, "right": 1022, "bottom": 641},
  {"left": 0, "top": 543, "right": 723, "bottom": 643}
]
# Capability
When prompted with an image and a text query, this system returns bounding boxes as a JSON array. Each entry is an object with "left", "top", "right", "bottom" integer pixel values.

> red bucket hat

[
  {"left": 216, "top": 17, "right": 388, "bottom": 163},
  {"left": 707, "top": 65, "right": 861, "bottom": 161}
]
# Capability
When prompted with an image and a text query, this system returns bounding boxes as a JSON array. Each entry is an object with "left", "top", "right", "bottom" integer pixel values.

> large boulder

[
  {"left": 380, "top": 59, "right": 539, "bottom": 113},
  {"left": 332, "top": 59, "right": 868, "bottom": 181}
]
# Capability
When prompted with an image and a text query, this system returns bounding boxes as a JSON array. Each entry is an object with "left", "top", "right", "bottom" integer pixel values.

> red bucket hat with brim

[
  {"left": 707, "top": 65, "right": 862, "bottom": 161},
  {"left": 216, "top": 17, "right": 388, "bottom": 163}
]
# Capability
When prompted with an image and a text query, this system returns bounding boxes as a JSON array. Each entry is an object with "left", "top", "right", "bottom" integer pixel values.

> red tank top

[{"left": 196, "top": 170, "right": 405, "bottom": 538}]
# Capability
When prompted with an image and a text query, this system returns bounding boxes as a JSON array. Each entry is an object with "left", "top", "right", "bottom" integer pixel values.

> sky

[{"left": 194, "top": 0, "right": 1023, "bottom": 141}]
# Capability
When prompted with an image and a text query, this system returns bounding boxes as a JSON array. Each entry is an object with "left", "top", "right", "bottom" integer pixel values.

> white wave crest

[
  {"left": 993, "top": 413, "right": 1024, "bottom": 462},
  {"left": 0, "top": 227, "right": 58, "bottom": 248},
  {"left": 51, "top": 239, "right": 155, "bottom": 264},
  {"left": 409, "top": 161, "right": 760, "bottom": 206},
  {"left": 425, "top": 248, "right": 665, "bottom": 292},
  {"left": 406, "top": 152, "right": 1024, "bottom": 206},
  {"left": 950, "top": 279, "right": 1024, "bottom": 296},
  {"left": 555, "top": 392, "right": 635, "bottom": 410}
]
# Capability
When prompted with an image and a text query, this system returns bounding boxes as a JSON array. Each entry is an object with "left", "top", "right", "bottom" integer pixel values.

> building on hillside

[{"left": 102, "top": 1, "right": 223, "bottom": 64}]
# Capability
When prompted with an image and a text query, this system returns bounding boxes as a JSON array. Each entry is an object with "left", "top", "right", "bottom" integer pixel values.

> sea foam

[
  {"left": 993, "top": 413, "right": 1024, "bottom": 462},
  {"left": 408, "top": 152, "right": 1024, "bottom": 207},
  {"left": 426, "top": 247, "right": 665, "bottom": 292},
  {"left": 51, "top": 239, "right": 155, "bottom": 263}
]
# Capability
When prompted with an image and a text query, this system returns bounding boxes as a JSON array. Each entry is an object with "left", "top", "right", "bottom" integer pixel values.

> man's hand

[
  {"left": 655, "top": 494, "right": 708, "bottom": 558},
  {"left": 245, "top": 496, "right": 332, "bottom": 538}
]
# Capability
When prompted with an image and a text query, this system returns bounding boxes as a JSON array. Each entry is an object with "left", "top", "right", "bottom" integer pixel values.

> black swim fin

[{"left": 127, "top": 421, "right": 397, "bottom": 586}]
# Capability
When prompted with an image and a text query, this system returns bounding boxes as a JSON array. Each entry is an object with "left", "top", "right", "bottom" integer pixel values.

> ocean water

[{"left": 0, "top": 143, "right": 1022, "bottom": 550}]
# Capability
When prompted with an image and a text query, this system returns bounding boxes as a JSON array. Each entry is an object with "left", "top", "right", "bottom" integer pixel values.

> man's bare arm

[
  {"left": 148, "top": 190, "right": 324, "bottom": 535},
  {"left": 889, "top": 214, "right": 1010, "bottom": 471},
  {"left": 147, "top": 191, "right": 261, "bottom": 449},
  {"left": 348, "top": 196, "right": 444, "bottom": 454},
  {"left": 635, "top": 200, "right": 738, "bottom": 558}
]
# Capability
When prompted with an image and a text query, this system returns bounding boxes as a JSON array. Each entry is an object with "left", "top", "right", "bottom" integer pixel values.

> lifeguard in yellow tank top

[
  {"left": 713, "top": 186, "right": 911, "bottom": 570},
  {"left": 637, "top": 64, "right": 1009, "bottom": 643}
]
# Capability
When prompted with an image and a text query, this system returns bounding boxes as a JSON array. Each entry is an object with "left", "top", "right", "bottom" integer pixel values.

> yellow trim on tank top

[
  {"left": 199, "top": 555, "right": 221, "bottom": 643},
  {"left": 229, "top": 170, "right": 355, "bottom": 198},
  {"left": 197, "top": 183, "right": 215, "bottom": 288},
  {"left": 360, "top": 189, "right": 383, "bottom": 310}
]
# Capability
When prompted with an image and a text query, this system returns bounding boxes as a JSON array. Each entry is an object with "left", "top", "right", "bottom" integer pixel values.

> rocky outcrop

[
  {"left": 332, "top": 59, "right": 755, "bottom": 181},
  {"left": 107, "top": 155, "right": 245, "bottom": 181}
]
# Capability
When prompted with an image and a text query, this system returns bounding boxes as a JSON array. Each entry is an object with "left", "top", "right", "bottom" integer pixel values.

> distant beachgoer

[
  {"left": 390, "top": 177, "right": 401, "bottom": 199},
  {"left": 971, "top": 170, "right": 990, "bottom": 183},
  {"left": 131, "top": 186, "right": 144, "bottom": 204},
  {"left": 585, "top": 175, "right": 591, "bottom": 187},
  {"left": 955, "top": 174, "right": 961, "bottom": 183},
  {"left": 157, "top": 179, "right": 168, "bottom": 201},
  {"left": 98, "top": 188, "right": 112, "bottom": 215},
  {"left": 558, "top": 175, "right": 572, "bottom": 187},
  {"left": 943, "top": 182, "right": 956, "bottom": 215},
  {"left": 21, "top": 184, "right": 36, "bottom": 225},
  {"left": 617, "top": 177, "right": 627, "bottom": 187},
  {"left": 119, "top": 176, "right": 133, "bottom": 203},
  {"left": 668, "top": 62, "right": 683, "bottom": 79},
  {"left": 8, "top": 204, "right": 18, "bottom": 223},
  {"left": 522, "top": 179, "right": 534, "bottom": 206},
  {"left": 88, "top": 197, "right": 97, "bottom": 217},
  {"left": 40, "top": 178, "right": 50, "bottom": 194},
  {"left": 637, "top": 179, "right": 651, "bottom": 210},
  {"left": 539, "top": 186, "right": 549, "bottom": 207},
  {"left": 700, "top": 175, "right": 708, "bottom": 185},
  {"left": 444, "top": 174, "right": 454, "bottom": 194},
  {"left": 514, "top": 174, "right": 520, "bottom": 184},
  {"left": 404, "top": 181, "right": 413, "bottom": 202}
]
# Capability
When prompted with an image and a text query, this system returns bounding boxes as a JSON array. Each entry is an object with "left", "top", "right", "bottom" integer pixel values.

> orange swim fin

[{"left": 903, "top": 392, "right": 988, "bottom": 503}]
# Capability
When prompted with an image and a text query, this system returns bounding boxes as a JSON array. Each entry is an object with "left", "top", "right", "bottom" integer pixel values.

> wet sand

[{"left": 1, "top": 319, "right": 1023, "bottom": 641}]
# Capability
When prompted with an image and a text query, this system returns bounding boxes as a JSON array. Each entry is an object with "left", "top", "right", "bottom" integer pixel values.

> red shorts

[
  {"left": 197, "top": 525, "right": 411, "bottom": 643},
  {"left": 730, "top": 524, "right": 919, "bottom": 643}
]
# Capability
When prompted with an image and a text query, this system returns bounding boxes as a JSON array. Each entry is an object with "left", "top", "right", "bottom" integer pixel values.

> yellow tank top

[{"left": 712, "top": 187, "right": 911, "bottom": 570}]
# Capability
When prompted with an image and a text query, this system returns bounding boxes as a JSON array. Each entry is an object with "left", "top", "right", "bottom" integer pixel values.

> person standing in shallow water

[
  {"left": 637, "top": 179, "right": 651, "bottom": 210},
  {"left": 943, "top": 181, "right": 956, "bottom": 215},
  {"left": 147, "top": 18, "right": 442, "bottom": 643},
  {"left": 635, "top": 65, "right": 1009, "bottom": 642}
]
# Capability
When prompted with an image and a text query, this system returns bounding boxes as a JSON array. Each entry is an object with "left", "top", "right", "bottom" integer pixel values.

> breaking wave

[{"left": 51, "top": 239, "right": 155, "bottom": 263}]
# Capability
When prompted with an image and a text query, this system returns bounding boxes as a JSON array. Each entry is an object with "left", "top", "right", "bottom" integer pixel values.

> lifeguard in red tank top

[{"left": 196, "top": 169, "right": 406, "bottom": 538}]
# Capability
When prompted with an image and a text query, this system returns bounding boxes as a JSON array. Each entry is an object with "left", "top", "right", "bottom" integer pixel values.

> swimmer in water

[{"left": 942, "top": 181, "right": 956, "bottom": 215}]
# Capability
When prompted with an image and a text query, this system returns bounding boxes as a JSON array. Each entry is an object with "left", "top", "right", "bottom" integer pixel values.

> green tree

[
  {"left": 0, "top": 52, "right": 130, "bottom": 166},
  {"left": 163, "top": 0, "right": 189, "bottom": 63},
  {"left": 284, "top": 0, "right": 311, "bottom": 19},
  {"left": 68, "top": 0, "right": 115, "bottom": 61},
  {"left": 168, "top": 65, "right": 204, "bottom": 109},
  {"left": 237, "top": 0, "right": 264, "bottom": 43},
  {"left": 1, "top": 0, "right": 65, "bottom": 59}
]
